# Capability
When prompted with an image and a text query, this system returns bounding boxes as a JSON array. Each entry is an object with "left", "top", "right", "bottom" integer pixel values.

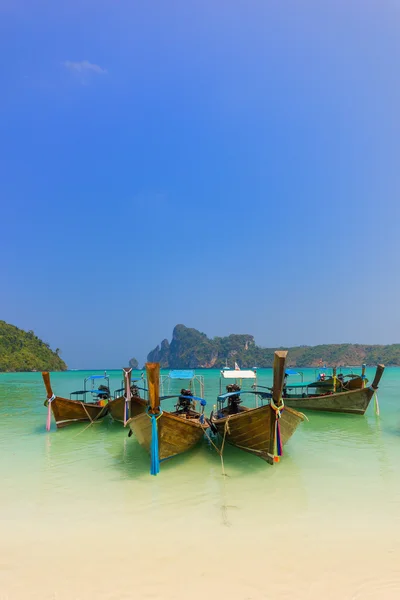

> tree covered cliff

[
  {"left": 147, "top": 324, "right": 400, "bottom": 368},
  {"left": 0, "top": 320, "right": 67, "bottom": 372}
]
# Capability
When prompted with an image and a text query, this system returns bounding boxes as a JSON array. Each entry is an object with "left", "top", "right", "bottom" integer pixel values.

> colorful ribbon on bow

[
  {"left": 46, "top": 394, "right": 55, "bottom": 431},
  {"left": 270, "top": 397, "right": 284, "bottom": 462}
]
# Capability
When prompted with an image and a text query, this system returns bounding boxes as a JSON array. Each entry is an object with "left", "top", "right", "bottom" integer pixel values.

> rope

[
  {"left": 200, "top": 419, "right": 228, "bottom": 477},
  {"left": 80, "top": 402, "right": 94, "bottom": 423},
  {"left": 72, "top": 403, "right": 108, "bottom": 437},
  {"left": 200, "top": 422, "right": 220, "bottom": 455}
]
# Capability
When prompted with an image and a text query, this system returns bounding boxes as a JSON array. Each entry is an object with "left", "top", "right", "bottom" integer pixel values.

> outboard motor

[
  {"left": 97, "top": 384, "right": 110, "bottom": 400},
  {"left": 176, "top": 388, "right": 193, "bottom": 413},
  {"left": 130, "top": 384, "right": 140, "bottom": 397},
  {"left": 226, "top": 383, "right": 241, "bottom": 414}
]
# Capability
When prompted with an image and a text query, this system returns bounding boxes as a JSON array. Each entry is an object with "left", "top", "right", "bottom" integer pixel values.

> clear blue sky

[{"left": 1, "top": 1, "right": 400, "bottom": 368}]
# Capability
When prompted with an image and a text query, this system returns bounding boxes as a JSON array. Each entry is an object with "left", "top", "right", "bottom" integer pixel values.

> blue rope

[{"left": 150, "top": 412, "right": 161, "bottom": 476}]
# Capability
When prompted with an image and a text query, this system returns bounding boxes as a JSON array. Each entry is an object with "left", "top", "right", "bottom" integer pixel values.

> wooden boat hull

[
  {"left": 283, "top": 386, "right": 374, "bottom": 415},
  {"left": 107, "top": 395, "right": 147, "bottom": 423},
  {"left": 127, "top": 411, "right": 206, "bottom": 462},
  {"left": 46, "top": 396, "right": 108, "bottom": 428},
  {"left": 211, "top": 404, "right": 304, "bottom": 464},
  {"left": 343, "top": 376, "right": 364, "bottom": 391}
]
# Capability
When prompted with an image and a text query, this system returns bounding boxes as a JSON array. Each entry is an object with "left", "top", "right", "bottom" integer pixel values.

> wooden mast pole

[
  {"left": 146, "top": 362, "right": 160, "bottom": 414},
  {"left": 145, "top": 362, "right": 161, "bottom": 475},
  {"left": 268, "top": 350, "right": 288, "bottom": 464},
  {"left": 272, "top": 351, "right": 288, "bottom": 407},
  {"left": 42, "top": 371, "right": 54, "bottom": 400}
]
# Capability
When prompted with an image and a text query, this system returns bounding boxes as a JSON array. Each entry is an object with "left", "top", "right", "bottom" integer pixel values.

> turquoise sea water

[{"left": 1, "top": 367, "right": 400, "bottom": 599}]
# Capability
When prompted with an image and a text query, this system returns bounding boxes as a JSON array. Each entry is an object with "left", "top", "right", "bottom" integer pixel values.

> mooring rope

[{"left": 73, "top": 403, "right": 108, "bottom": 437}]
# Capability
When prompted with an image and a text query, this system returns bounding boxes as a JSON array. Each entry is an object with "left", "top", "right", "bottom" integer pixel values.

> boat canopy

[
  {"left": 285, "top": 381, "right": 317, "bottom": 389},
  {"left": 285, "top": 369, "right": 299, "bottom": 375},
  {"left": 169, "top": 370, "right": 195, "bottom": 379},
  {"left": 160, "top": 369, "right": 204, "bottom": 398},
  {"left": 221, "top": 369, "right": 257, "bottom": 379}
]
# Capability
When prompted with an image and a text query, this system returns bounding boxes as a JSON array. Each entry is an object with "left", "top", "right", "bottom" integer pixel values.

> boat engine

[
  {"left": 226, "top": 383, "right": 241, "bottom": 414},
  {"left": 130, "top": 384, "right": 140, "bottom": 397},
  {"left": 176, "top": 388, "right": 194, "bottom": 413},
  {"left": 97, "top": 385, "right": 110, "bottom": 400}
]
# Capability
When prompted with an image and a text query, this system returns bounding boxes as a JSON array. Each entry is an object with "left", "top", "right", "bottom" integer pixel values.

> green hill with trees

[
  {"left": 147, "top": 324, "right": 399, "bottom": 368},
  {"left": 0, "top": 320, "right": 67, "bottom": 372}
]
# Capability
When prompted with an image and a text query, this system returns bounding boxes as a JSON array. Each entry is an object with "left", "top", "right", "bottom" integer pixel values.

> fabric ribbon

[
  {"left": 373, "top": 389, "right": 380, "bottom": 416},
  {"left": 147, "top": 408, "right": 163, "bottom": 476},
  {"left": 46, "top": 394, "right": 55, "bottom": 431},
  {"left": 124, "top": 369, "right": 132, "bottom": 426},
  {"left": 270, "top": 397, "right": 284, "bottom": 462}
]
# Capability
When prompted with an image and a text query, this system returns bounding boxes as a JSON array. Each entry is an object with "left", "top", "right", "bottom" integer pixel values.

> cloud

[{"left": 63, "top": 60, "right": 107, "bottom": 75}]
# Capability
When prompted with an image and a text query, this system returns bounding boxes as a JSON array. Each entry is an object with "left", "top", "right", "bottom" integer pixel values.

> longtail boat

[
  {"left": 280, "top": 364, "right": 385, "bottom": 414},
  {"left": 107, "top": 368, "right": 147, "bottom": 424},
  {"left": 42, "top": 371, "right": 110, "bottom": 429},
  {"left": 126, "top": 362, "right": 208, "bottom": 475},
  {"left": 284, "top": 364, "right": 369, "bottom": 395},
  {"left": 210, "top": 351, "right": 305, "bottom": 464}
]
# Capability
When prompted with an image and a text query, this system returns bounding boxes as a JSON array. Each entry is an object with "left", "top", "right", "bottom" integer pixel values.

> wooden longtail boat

[
  {"left": 107, "top": 368, "right": 147, "bottom": 424},
  {"left": 210, "top": 351, "right": 305, "bottom": 464},
  {"left": 42, "top": 371, "right": 109, "bottom": 429},
  {"left": 284, "top": 364, "right": 368, "bottom": 396},
  {"left": 126, "top": 362, "right": 208, "bottom": 475},
  {"left": 281, "top": 364, "right": 385, "bottom": 415}
]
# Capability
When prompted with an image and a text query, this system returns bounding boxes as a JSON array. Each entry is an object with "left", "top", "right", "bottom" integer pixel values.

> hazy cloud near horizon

[{"left": 63, "top": 60, "right": 107, "bottom": 75}]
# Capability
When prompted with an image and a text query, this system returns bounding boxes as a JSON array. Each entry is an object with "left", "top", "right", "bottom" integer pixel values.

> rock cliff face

[
  {"left": 147, "top": 324, "right": 258, "bottom": 368},
  {"left": 129, "top": 357, "right": 139, "bottom": 369},
  {"left": 146, "top": 325, "right": 400, "bottom": 368}
]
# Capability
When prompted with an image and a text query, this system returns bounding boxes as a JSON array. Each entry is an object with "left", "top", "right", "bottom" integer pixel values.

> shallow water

[{"left": 1, "top": 368, "right": 400, "bottom": 599}]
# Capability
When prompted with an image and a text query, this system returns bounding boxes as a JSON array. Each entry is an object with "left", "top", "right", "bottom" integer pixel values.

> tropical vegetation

[{"left": 0, "top": 320, "right": 67, "bottom": 372}]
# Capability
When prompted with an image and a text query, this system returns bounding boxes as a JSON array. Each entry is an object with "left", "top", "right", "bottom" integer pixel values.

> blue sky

[{"left": 1, "top": 1, "right": 400, "bottom": 368}]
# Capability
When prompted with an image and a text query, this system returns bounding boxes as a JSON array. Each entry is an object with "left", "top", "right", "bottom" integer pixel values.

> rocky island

[{"left": 147, "top": 324, "right": 400, "bottom": 368}]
